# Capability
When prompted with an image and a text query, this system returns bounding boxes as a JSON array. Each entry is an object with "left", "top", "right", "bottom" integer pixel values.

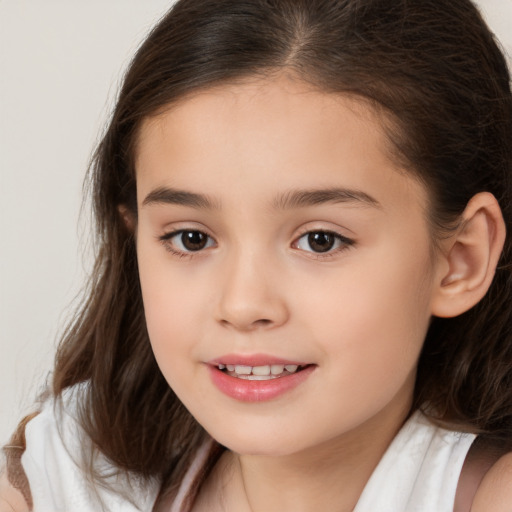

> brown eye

[
  {"left": 180, "top": 231, "right": 209, "bottom": 251},
  {"left": 307, "top": 232, "right": 336, "bottom": 253},
  {"left": 294, "top": 230, "right": 354, "bottom": 255},
  {"left": 160, "top": 229, "right": 215, "bottom": 254}
]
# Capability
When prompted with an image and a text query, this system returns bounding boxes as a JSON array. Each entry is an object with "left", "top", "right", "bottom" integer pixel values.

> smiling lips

[{"left": 207, "top": 356, "right": 315, "bottom": 401}]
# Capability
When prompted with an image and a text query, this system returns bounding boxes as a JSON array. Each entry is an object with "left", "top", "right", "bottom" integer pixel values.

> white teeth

[
  {"left": 235, "top": 365, "right": 252, "bottom": 375},
  {"left": 219, "top": 362, "right": 305, "bottom": 378},
  {"left": 251, "top": 365, "right": 271, "bottom": 376},
  {"left": 240, "top": 374, "right": 277, "bottom": 380},
  {"left": 271, "top": 364, "right": 285, "bottom": 375}
]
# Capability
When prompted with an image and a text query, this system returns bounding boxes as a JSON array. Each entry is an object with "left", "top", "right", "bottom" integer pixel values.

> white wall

[{"left": 1, "top": 0, "right": 511, "bottom": 444}]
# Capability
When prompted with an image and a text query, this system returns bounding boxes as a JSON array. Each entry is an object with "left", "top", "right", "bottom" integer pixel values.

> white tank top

[
  {"left": 353, "top": 412, "right": 475, "bottom": 511},
  {"left": 21, "top": 387, "right": 475, "bottom": 511}
]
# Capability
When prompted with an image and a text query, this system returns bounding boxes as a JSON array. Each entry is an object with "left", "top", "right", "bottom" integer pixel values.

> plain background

[{"left": 1, "top": 0, "right": 511, "bottom": 444}]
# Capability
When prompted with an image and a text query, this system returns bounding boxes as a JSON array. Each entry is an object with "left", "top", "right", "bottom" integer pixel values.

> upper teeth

[{"left": 219, "top": 364, "right": 300, "bottom": 377}]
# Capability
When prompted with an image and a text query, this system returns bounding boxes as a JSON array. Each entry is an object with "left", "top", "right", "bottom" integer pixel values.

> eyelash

[
  {"left": 293, "top": 230, "right": 355, "bottom": 259},
  {"left": 159, "top": 229, "right": 215, "bottom": 259},
  {"left": 158, "top": 229, "right": 355, "bottom": 260}
]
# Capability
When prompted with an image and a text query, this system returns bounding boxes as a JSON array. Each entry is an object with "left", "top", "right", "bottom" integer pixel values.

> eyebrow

[
  {"left": 142, "top": 187, "right": 220, "bottom": 210},
  {"left": 141, "top": 186, "right": 381, "bottom": 210},
  {"left": 272, "top": 187, "right": 382, "bottom": 210}
]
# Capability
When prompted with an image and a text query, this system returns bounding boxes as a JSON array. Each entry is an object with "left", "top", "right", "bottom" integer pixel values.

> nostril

[
  {"left": 254, "top": 318, "right": 272, "bottom": 326},
  {"left": 246, "top": 318, "right": 275, "bottom": 330},
  {"left": 219, "top": 317, "right": 273, "bottom": 330}
]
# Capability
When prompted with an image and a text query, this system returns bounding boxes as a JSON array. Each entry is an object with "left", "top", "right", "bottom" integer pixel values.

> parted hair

[{"left": 13, "top": 0, "right": 512, "bottom": 507}]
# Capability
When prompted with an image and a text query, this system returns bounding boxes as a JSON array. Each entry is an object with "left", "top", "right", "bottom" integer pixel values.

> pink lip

[
  {"left": 207, "top": 361, "right": 316, "bottom": 402},
  {"left": 208, "top": 353, "right": 306, "bottom": 366}
]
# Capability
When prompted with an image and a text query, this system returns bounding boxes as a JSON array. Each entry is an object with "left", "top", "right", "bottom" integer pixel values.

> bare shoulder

[
  {"left": 0, "top": 472, "right": 30, "bottom": 512},
  {"left": 471, "top": 451, "right": 512, "bottom": 512}
]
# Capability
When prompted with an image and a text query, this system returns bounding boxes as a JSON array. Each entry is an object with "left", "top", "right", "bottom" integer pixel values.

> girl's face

[{"left": 135, "top": 76, "right": 443, "bottom": 456}]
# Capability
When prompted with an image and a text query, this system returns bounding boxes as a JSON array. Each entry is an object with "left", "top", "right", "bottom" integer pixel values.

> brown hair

[{"left": 19, "top": 0, "right": 512, "bottom": 507}]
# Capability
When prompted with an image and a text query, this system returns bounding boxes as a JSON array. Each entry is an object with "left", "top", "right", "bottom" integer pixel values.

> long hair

[{"left": 39, "top": 0, "right": 512, "bottom": 505}]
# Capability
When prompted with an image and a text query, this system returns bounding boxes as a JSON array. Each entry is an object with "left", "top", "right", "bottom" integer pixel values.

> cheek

[
  {"left": 137, "top": 243, "right": 208, "bottom": 365},
  {"left": 138, "top": 269, "right": 208, "bottom": 399},
  {"left": 298, "top": 238, "right": 434, "bottom": 388}
]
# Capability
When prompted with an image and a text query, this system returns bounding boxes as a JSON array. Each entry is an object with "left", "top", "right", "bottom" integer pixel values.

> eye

[
  {"left": 160, "top": 229, "right": 215, "bottom": 254},
  {"left": 294, "top": 230, "right": 353, "bottom": 255}
]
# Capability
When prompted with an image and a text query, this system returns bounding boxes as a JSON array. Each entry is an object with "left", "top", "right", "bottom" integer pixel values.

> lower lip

[{"left": 207, "top": 365, "right": 316, "bottom": 402}]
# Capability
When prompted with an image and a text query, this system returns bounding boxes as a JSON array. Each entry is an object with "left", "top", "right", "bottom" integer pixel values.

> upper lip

[{"left": 207, "top": 353, "right": 309, "bottom": 366}]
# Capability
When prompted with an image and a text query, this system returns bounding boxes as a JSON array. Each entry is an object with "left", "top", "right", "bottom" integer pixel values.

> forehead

[
  {"left": 134, "top": 75, "right": 428, "bottom": 216},
  {"left": 137, "top": 76, "right": 392, "bottom": 155}
]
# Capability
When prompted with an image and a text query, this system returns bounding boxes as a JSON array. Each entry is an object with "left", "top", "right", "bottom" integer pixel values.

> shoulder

[
  {"left": 0, "top": 471, "right": 30, "bottom": 512},
  {"left": 471, "top": 451, "right": 512, "bottom": 512},
  {"left": 0, "top": 385, "right": 85, "bottom": 512},
  {"left": 21, "top": 384, "right": 161, "bottom": 511}
]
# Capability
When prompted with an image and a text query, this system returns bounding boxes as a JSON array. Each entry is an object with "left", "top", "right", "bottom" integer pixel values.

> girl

[{"left": 2, "top": 0, "right": 512, "bottom": 510}]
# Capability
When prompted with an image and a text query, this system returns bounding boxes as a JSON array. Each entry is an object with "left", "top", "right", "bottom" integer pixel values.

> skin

[
  {"left": 0, "top": 75, "right": 508, "bottom": 512},
  {"left": 133, "top": 75, "right": 509, "bottom": 511},
  {"left": 135, "top": 74, "right": 444, "bottom": 511},
  {"left": 0, "top": 473, "right": 29, "bottom": 512}
]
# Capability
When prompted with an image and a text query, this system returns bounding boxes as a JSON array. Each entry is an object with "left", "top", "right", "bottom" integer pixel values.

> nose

[{"left": 215, "top": 250, "right": 289, "bottom": 332}]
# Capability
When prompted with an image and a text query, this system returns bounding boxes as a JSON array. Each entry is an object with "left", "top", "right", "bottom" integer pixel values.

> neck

[{"left": 219, "top": 398, "right": 412, "bottom": 512}]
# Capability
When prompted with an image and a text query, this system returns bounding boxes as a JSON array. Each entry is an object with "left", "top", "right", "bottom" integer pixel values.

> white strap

[{"left": 354, "top": 413, "right": 475, "bottom": 512}]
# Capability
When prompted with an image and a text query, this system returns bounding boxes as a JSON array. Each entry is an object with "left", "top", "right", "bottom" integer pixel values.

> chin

[
  {"left": 226, "top": 441, "right": 301, "bottom": 457},
  {"left": 206, "top": 426, "right": 310, "bottom": 457}
]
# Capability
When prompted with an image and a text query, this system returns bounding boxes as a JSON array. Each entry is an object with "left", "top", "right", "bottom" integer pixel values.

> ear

[
  {"left": 118, "top": 204, "right": 137, "bottom": 232},
  {"left": 431, "top": 192, "right": 506, "bottom": 318}
]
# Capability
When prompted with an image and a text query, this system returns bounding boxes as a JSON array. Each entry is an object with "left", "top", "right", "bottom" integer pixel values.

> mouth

[
  {"left": 207, "top": 357, "right": 316, "bottom": 402},
  {"left": 215, "top": 363, "right": 311, "bottom": 380}
]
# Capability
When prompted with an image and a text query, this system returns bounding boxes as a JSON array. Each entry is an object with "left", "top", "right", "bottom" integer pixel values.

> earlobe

[
  {"left": 431, "top": 192, "right": 506, "bottom": 318},
  {"left": 118, "top": 204, "right": 137, "bottom": 232}
]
